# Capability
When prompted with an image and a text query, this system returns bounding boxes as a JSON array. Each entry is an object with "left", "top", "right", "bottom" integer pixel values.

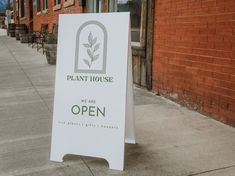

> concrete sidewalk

[
  {"left": 0, "top": 29, "right": 7, "bottom": 36},
  {"left": 0, "top": 36, "right": 234, "bottom": 176}
]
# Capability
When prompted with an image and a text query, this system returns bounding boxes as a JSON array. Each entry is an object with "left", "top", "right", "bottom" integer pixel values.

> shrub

[{"left": 46, "top": 33, "right": 57, "bottom": 44}]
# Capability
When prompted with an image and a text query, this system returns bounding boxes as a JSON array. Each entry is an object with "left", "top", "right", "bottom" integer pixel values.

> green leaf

[
  {"left": 92, "top": 37, "right": 97, "bottom": 45},
  {"left": 88, "top": 32, "right": 93, "bottom": 45},
  {"left": 83, "top": 59, "right": 91, "bottom": 68},
  {"left": 93, "top": 43, "right": 100, "bottom": 52},
  {"left": 92, "top": 54, "right": 99, "bottom": 62},
  {"left": 87, "top": 49, "right": 93, "bottom": 59},
  {"left": 83, "top": 43, "right": 90, "bottom": 48}
]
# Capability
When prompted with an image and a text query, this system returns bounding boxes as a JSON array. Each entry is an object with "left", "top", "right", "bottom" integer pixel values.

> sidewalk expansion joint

[
  {"left": 3, "top": 38, "right": 52, "bottom": 114},
  {"left": 81, "top": 157, "right": 95, "bottom": 176},
  {"left": 187, "top": 164, "right": 235, "bottom": 176}
]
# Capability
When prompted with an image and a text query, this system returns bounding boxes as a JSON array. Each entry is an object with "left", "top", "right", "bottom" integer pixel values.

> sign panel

[{"left": 50, "top": 13, "right": 135, "bottom": 171}]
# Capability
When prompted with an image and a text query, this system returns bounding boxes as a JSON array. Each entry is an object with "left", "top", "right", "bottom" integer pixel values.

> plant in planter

[
  {"left": 20, "top": 33, "right": 32, "bottom": 43},
  {"left": 44, "top": 33, "right": 57, "bottom": 65}
]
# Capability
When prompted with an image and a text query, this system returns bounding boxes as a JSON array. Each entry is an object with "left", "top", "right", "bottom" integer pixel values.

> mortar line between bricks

[
  {"left": 187, "top": 164, "right": 235, "bottom": 176},
  {"left": 2, "top": 38, "right": 53, "bottom": 114},
  {"left": 81, "top": 157, "right": 95, "bottom": 176}
]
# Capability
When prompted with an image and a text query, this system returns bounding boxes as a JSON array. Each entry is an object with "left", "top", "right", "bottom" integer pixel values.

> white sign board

[{"left": 50, "top": 13, "right": 135, "bottom": 171}]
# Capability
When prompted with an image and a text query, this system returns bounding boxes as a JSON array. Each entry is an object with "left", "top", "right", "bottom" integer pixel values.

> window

[
  {"left": 87, "top": 0, "right": 102, "bottom": 13},
  {"left": 53, "top": 0, "right": 62, "bottom": 11},
  {"left": 54, "top": 0, "right": 61, "bottom": 5},
  {"left": 37, "top": 0, "right": 41, "bottom": 12},
  {"left": 43, "top": 0, "right": 48, "bottom": 10},
  {"left": 20, "top": 0, "right": 25, "bottom": 17},
  {"left": 116, "top": 0, "right": 142, "bottom": 44},
  {"left": 87, "top": 0, "right": 146, "bottom": 47}
]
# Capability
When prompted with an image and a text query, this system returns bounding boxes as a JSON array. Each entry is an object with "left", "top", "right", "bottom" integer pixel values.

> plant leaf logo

[
  {"left": 74, "top": 21, "right": 108, "bottom": 74},
  {"left": 83, "top": 32, "right": 100, "bottom": 68}
]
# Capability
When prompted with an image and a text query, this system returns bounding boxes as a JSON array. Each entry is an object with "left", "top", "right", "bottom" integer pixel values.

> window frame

[
  {"left": 109, "top": 1, "right": 117, "bottom": 12},
  {"left": 37, "top": 0, "right": 41, "bottom": 12},
  {"left": 63, "top": 0, "right": 75, "bottom": 8},
  {"left": 54, "top": 0, "right": 61, "bottom": 5},
  {"left": 87, "top": 0, "right": 147, "bottom": 47},
  {"left": 20, "top": 0, "right": 25, "bottom": 18},
  {"left": 87, "top": 0, "right": 101, "bottom": 13},
  {"left": 43, "top": 0, "right": 48, "bottom": 10}
]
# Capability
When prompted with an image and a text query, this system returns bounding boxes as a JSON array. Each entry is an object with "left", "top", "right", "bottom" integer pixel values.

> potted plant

[{"left": 44, "top": 33, "right": 57, "bottom": 65}]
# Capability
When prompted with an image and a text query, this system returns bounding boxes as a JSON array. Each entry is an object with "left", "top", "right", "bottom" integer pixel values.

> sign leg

[
  {"left": 125, "top": 30, "right": 136, "bottom": 144},
  {"left": 50, "top": 151, "right": 66, "bottom": 162},
  {"left": 107, "top": 157, "right": 124, "bottom": 171}
]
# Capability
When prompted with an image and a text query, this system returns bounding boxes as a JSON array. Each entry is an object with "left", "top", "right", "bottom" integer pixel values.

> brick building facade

[
  {"left": 13, "top": 0, "right": 84, "bottom": 32},
  {"left": 153, "top": 0, "right": 235, "bottom": 126},
  {"left": 12, "top": 0, "right": 235, "bottom": 127}
]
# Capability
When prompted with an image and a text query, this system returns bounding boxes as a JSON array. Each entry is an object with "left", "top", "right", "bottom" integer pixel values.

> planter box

[
  {"left": 15, "top": 33, "right": 20, "bottom": 40},
  {"left": 44, "top": 44, "right": 57, "bottom": 65},
  {"left": 19, "top": 33, "right": 33, "bottom": 43}
]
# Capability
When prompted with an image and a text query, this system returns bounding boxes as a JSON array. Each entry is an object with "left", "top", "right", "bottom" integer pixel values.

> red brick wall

[
  {"left": 13, "top": 0, "right": 16, "bottom": 23},
  {"left": 33, "top": 0, "right": 83, "bottom": 32},
  {"left": 152, "top": 0, "right": 235, "bottom": 126},
  {"left": 13, "top": 0, "right": 84, "bottom": 32},
  {"left": 13, "top": 0, "right": 30, "bottom": 26}
]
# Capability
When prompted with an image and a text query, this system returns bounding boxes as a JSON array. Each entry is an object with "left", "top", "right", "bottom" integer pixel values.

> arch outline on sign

[{"left": 74, "top": 20, "right": 108, "bottom": 74}]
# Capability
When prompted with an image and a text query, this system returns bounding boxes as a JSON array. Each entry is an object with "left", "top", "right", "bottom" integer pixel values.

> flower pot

[
  {"left": 44, "top": 44, "right": 57, "bottom": 65},
  {"left": 15, "top": 24, "right": 27, "bottom": 41},
  {"left": 8, "top": 23, "right": 15, "bottom": 37},
  {"left": 19, "top": 33, "right": 33, "bottom": 43}
]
